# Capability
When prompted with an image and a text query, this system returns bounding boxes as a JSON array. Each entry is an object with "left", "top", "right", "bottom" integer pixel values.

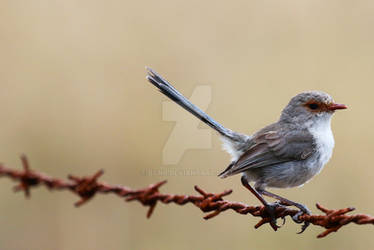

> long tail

[{"left": 146, "top": 67, "right": 234, "bottom": 139}]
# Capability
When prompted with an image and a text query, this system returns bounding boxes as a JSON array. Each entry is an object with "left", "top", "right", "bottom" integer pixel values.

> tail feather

[
  {"left": 146, "top": 67, "right": 251, "bottom": 174},
  {"left": 146, "top": 67, "right": 232, "bottom": 138}
]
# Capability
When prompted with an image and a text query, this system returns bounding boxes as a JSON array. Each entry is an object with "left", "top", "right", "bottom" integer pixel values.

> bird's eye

[{"left": 308, "top": 103, "right": 319, "bottom": 110}]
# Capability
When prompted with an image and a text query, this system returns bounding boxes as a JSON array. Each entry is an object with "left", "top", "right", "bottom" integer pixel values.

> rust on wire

[{"left": 0, "top": 156, "right": 373, "bottom": 238}]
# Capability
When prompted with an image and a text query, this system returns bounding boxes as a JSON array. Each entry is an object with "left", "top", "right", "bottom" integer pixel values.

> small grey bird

[{"left": 146, "top": 67, "right": 347, "bottom": 232}]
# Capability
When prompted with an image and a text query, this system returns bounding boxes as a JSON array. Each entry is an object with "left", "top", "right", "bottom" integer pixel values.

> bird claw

[
  {"left": 291, "top": 205, "right": 311, "bottom": 234},
  {"left": 281, "top": 216, "right": 286, "bottom": 226},
  {"left": 264, "top": 202, "right": 286, "bottom": 230}
]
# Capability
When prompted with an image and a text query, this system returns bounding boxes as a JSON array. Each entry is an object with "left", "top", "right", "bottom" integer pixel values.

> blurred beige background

[{"left": 0, "top": 0, "right": 373, "bottom": 249}]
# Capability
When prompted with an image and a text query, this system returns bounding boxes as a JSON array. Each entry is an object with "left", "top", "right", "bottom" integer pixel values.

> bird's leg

[
  {"left": 256, "top": 189, "right": 311, "bottom": 233},
  {"left": 240, "top": 176, "right": 285, "bottom": 231}
]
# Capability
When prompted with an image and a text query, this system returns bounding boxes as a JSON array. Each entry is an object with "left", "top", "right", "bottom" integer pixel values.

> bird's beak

[{"left": 328, "top": 103, "right": 347, "bottom": 111}]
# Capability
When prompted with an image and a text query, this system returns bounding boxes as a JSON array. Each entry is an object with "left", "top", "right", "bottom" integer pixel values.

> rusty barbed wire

[{"left": 0, "top": 155, "right": 373, "bottom": 238}]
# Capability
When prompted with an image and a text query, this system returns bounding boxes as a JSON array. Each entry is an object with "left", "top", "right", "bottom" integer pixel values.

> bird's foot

[
  {"left": 291, "top": 204, "right": 311, "bottom": 234},
  {"left": 264, "top": 202, "right": 286, "bottom": 230}
]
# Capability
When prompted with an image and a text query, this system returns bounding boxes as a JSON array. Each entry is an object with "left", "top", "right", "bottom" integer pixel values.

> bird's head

[{"left": 280, "top": 91, "right": 347, "bottom": 126}]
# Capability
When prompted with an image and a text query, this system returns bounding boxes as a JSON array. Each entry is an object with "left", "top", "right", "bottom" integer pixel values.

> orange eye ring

[{"left": 304, "top": 100, "right": 347, "bottom": 112}]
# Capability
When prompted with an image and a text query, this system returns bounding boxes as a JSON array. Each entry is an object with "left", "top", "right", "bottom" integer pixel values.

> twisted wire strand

[{"left": 0, "top": 156, "right": 373, "bottom": 238}]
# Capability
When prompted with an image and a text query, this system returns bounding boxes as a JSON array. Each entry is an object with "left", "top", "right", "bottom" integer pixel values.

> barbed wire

[{"left": 0, "top": 155, "right": 373, "bottom": 238}]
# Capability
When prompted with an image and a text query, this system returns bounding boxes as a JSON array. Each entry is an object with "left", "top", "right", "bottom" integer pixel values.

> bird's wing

[{"left": 219, "top": 127, "right": 316, "bottom": 178}]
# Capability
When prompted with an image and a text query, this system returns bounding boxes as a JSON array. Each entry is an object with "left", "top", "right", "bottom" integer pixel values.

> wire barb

[{"left": 0, "top": 156, "right": 373, "bottom": 238}]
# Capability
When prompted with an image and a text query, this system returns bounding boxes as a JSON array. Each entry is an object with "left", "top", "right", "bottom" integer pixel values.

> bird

[{"left": 145, "top": 67, "right": 347, "bottom": 233}]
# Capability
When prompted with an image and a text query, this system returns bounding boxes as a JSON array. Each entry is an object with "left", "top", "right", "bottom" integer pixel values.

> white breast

[{"left": 307, "top": 116, "right": 335, "bottom": 170}]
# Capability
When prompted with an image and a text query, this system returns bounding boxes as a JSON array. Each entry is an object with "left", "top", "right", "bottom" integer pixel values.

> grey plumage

[
  {"left": 146, "top": 68, "right": 344, "bottom": 191},
  {"left": 219, "top": 123, "right": 316, "bottom": 180},
  {"left": 146, "top": 67, "right": 346, "bottom": 232}
]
